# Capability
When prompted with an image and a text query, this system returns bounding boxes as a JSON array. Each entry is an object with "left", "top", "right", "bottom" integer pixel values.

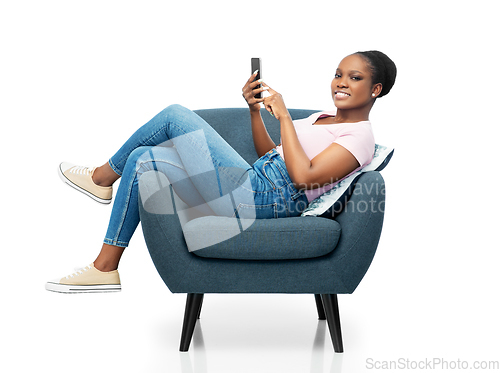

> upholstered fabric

[
  {"left": 302, "top": 144, "right": 394, "bottom": 218},
  {"left": 183, "top": 215, "right": 341, "bottom": 260},
  {"left": 190, "top": 108, "right": 318, "bottom": 163},
  {"left": 138, "top": 108, "right": 385, "bottom": 295},
  {"left": 139, "top": 170, "right": 384, "bottom": 294}
]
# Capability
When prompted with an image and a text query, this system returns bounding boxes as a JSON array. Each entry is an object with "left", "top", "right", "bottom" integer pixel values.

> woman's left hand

[{"left": 262, "top": 83, "right": 290, "bottom": 121}]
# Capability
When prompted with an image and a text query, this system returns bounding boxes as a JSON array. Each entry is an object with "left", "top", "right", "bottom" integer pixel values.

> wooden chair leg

[
  {"left": 314, "top": 294, "right": 326, "bottom": 320},
  {"left": 320, "top": 294, "right": 344, "bottom": 353},
  {"left": 197, "top": 294, "right": 204, "bottom": 319},
  {"left": 180, "top": 293, "right": 204, "bottom": 352}
]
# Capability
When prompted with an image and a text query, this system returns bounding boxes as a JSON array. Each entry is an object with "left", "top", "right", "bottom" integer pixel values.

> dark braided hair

[{"left": 356, "top": 50, "right": 397, "bottom": 98}]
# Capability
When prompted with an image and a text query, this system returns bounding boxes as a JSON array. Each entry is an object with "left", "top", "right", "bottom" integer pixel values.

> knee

[
  {"left": 129, "top": 147, "right": 152, "bottom": 163},
  {"left": 123, "top": 147, "right": 154, "bottom": 174},
  {"left": 161, "top": 104, "right": 189, "bottom": 118}
]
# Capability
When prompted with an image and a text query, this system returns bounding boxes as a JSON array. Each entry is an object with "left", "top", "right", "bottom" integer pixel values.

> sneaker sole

[
  {"left": 45, "top": 282, "right": 121, "bottom": 294},
  {"left": 58, "top": 164, "right": 112, "bottom": 205}
]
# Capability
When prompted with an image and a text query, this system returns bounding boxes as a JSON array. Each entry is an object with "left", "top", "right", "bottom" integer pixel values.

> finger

[
  {"left": 247, "top": 91, "right": 266, "bottom": 101},
  {"left": 252, "top": 86, "right": 270, "bottom": 95},
  {"left": 244, "top": 85, "right": 269, "bottom": 101},
  {"left": 243, "top": 87, "right": 267, "bottom": 102},
  {"left": 244, "top": 92, "right": 265, "bottom": 106},
  {"left": 242, "top": 83, "right": 259, "bottom": 98},
  {"left": 262, "top": 88, "right": 272, "bottom": 98},
  {"left": 242, "top": 76, "right": 262, "bottom": 93},
  {"left": 246, "top": 70, "right": 259, "bottom": 85},
  {"left": 263, "top": 100, "right": 274, "bottom": 114},
  {"left": 261, "top": 82, "right": 277, "bottom": 95},
  {"left": 249, "top": 78, "right": 264, "bottom": 90}
]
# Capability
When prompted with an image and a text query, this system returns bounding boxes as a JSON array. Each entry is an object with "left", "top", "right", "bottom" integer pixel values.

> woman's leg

[
  {"left": 106, "top": 104, "right": 249, "bottom": 177},
  {"left": 106, "top": 105, "right": 254, "bottom": 212},
  {"left": 94, "top": 144, "right": 217, "bottom": 271},
  {"left": 101, "top": 144, "right": 217, "bottom": 247},
  {"left": 94, "top": 244, "right": 125, "bottom": 272},
  {"left": 96, "top": 102, "right": 257, "bottom": 269},
  {"left": 89, "top": 103, "right": 222, "bottom": 188},
  {"left": 47, "top": 104, "right": 265, "bottom": 292},
  {"left": 92, "top": 163, "right": 120, "bottom": 187}
]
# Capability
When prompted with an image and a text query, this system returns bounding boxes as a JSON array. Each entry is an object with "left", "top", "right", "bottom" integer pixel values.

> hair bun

[{"left": 356, "top": 50, "right": 397, "bottom": 98}]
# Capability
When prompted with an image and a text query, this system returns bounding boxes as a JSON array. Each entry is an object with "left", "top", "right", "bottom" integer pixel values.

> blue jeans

[{"left": 103, "top": 104, "right": 308, "bottom": 247}]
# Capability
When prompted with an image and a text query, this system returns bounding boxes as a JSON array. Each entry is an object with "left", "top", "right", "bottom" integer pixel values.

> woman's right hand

[{"left": 242, "top": 71, "right": 269, "bottom": 112}]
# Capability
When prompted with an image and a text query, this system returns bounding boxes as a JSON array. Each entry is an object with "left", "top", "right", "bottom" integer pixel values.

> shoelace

[
  {"left": 69, "top": 165, "right": 96, "bottom": 176},
  {"left": 65, "top": 265, "right": 92, "bottom": 279}
]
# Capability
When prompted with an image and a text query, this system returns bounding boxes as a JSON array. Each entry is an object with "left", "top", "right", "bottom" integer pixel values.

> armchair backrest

[{"left": 194, "top": 108, "right": 318, "bottom": 164}]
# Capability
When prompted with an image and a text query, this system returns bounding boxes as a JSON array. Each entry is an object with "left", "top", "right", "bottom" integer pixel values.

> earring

[{"left": 372, "top": 93, "right": 376, "bottom": 97}]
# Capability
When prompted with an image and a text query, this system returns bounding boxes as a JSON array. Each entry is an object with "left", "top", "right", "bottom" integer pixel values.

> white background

[{"left": 1, "top": 0, "right": 499, "bottom": 372}]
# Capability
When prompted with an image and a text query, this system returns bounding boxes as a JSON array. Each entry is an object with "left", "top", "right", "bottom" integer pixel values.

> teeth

[{"left": 336, "top": 92, "right": 349, "bottom": 97}]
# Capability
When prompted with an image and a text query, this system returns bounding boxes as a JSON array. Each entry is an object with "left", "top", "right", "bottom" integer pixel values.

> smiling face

[{"left": 331, "top": 54, "right": 381, "bottom": 113}]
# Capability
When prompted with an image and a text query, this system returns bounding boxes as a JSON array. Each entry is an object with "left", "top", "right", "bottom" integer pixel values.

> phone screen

[{"left": 251, "top": 58, "right": 261, "bottom": 98}]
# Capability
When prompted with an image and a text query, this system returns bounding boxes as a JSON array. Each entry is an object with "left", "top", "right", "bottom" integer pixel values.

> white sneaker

[
  {"left": 58, "top": 162, "right": 113, "bottom": 204},
  {"left": 45, "top": 263, "right": 121, "bottom": 293}
]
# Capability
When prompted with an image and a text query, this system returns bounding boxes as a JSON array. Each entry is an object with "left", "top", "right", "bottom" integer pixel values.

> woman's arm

[
  {"left": 242, "top": 72, "right": 276, "bottom": 157},
  {"left": 262, "top": 83, "right": 360, "bottom": 190}
]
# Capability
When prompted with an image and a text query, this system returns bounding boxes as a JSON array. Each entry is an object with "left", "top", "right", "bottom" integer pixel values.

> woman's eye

[
  {"left": 335, "top": 74, "right": 341, "bottom": 78},
  {"left": 351, "top": 76, "right": 361, "bottom": 81}
]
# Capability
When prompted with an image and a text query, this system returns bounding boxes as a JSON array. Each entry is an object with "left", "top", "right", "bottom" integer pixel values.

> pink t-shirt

[{"left": 275, "top": 110, "right": 375, "bottom": 202}]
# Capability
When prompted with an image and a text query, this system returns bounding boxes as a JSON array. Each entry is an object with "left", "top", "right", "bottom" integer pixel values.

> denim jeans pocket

[
  {"left": 233, "top": 202, "right": 278, "bottom": 219},
  {"left": 280, "top": 183, "right": 309, "bottom": 216},
  {"left": 289, "top": 186, "right": 306, "bottom": 201}
]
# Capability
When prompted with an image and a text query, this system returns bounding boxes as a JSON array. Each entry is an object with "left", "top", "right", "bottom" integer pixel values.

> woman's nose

[{"left": 337, "top": 77, "right": 348, "bottom": 88}]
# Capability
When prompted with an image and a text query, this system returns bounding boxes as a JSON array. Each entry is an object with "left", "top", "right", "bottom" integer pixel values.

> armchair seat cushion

[{"left": 183, "top": 216, "right": 341, "bottom": 260}]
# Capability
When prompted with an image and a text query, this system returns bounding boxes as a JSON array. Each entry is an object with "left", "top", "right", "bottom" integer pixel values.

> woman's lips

[{"left": 334, "top": 91, "right": 350, "bottom": 99}]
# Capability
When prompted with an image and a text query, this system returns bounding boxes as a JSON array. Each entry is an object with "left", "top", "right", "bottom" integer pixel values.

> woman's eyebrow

[{"left": 336, "top": 68, "right": 364, "bottom": 74}]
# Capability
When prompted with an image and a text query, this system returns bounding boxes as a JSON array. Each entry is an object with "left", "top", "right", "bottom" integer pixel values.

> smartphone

[{"left": 251, "top": 58, "right": 262, "bottom": 98}]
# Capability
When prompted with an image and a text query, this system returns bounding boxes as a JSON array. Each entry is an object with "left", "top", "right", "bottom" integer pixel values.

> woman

[{"left": 46, "top": 50, "right": 396, "bottom": 293}]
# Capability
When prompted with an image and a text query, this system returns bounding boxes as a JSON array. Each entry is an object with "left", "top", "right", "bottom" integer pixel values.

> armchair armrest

[{"left": 329, "top": 171, "right": 385, "bottom": 291}]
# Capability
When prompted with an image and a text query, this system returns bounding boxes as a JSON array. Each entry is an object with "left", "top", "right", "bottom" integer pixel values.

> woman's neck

[
  {"left": 332, "top": 108, "right": 370, "bottom": 124},
  {"left": 332, "top": 99, "right": 374, "bottom": 123}
]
